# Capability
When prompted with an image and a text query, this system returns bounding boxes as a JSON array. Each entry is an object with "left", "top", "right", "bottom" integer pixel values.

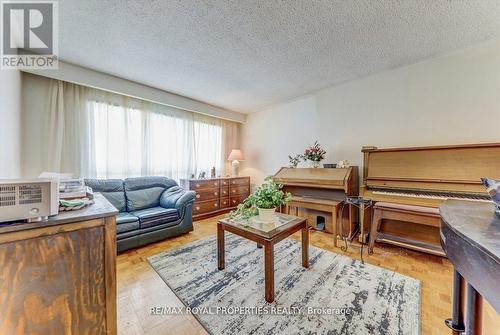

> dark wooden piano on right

[{"left": 360, "top": 143, "right": 500, "bottom": 256}]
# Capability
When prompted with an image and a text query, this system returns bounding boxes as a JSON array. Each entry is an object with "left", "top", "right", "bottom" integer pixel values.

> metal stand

[{"left": 339, "top": 197, "right": 372, "bottom": 263}]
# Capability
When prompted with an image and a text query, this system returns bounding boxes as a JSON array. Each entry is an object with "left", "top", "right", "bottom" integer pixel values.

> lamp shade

[{"left": 228, "top": 149, "right": 244, "bottom": 161}]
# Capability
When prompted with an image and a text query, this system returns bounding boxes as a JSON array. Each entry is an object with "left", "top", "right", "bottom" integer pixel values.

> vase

[
  {"left": 258, "top": 207, "right": 276, "bottom": 222},
  {"left": 309, "top": 160, "right": 321, "bottom": 168}
]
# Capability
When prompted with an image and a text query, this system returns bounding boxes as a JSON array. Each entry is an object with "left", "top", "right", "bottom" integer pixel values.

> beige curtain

[
  {"left": 221, "top": 120, "right": 241, "bottom": 176},
  {"left": 44, "top": 79, "right": 89, "bottom": 176},
  {"left": 35, "top": 76, "right": 241, "bottom": 179}
]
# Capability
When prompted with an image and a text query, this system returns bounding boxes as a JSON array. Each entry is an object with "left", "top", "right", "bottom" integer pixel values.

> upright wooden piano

[
  {"left": 273, "top": 167, "right": 358, "bottom": 246},
  {"left": 360, "top": 143, "right": 500, "bottom": 256}
]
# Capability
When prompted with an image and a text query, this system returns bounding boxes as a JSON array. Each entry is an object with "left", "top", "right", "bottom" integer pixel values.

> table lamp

[{"left": 228, "top": 149, "right": 244, "bottom": 177}]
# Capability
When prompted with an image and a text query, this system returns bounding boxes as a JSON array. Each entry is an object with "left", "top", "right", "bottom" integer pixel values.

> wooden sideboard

[
  {"left": 0, "top": 193, "right": 118, "bottom": 335},
  {"left": 180, "top": 177, "right": 250, "bottom": 219}
]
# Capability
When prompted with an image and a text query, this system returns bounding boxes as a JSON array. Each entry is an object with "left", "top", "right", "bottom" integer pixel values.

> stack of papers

[{"left": 39, "top": 172, "right": 93, "bottom": 199}]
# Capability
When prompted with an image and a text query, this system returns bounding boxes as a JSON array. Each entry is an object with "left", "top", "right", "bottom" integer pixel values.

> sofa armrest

[{"left": 160, "top": 186, "right": 196, "bottom": 216}]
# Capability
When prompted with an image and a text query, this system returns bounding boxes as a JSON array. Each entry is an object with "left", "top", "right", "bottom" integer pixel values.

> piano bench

[
  {"left": 285, "top": 197, "right": 343, "bottom": 247},
  {"left": 368, "top": 202, "right": 442, "bottom": 255}
]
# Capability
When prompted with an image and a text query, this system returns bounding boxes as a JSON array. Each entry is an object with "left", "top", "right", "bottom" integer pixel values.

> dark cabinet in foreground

[{"left": 0, "top": 194, "right": 118, "bottom": 335}]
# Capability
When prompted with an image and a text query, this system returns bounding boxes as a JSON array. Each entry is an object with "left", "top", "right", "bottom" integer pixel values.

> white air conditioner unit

[{"left": 0, "top": 179, "right": 59, "bottom": 222}]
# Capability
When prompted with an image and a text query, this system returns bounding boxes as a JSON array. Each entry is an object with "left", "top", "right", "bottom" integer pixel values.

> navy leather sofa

[{"left": 85, "top": 176, "right": 196, "bottom": 252}]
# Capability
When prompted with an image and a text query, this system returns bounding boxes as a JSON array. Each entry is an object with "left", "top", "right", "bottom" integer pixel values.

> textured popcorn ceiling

[{"left": 59, "top": 1, "right": 500, "bottom": 113}]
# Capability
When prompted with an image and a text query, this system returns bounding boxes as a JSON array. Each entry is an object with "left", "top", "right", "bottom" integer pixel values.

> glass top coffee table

[{"left": 217, "top": 213, "right": 309, "bottom": 303}]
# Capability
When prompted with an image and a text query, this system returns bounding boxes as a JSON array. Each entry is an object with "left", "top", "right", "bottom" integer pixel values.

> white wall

[
  {"left": 242, "top": 39, "right": 500, "bottom": 185},
  {"left": 20, "top": 73, "right": 52, "bottom": 178},
  {"left": 242, "top": 96, "right": 319, "bottom": 183},
  {"left": 0, "top": 70, "right": 22, "bottom": 178}
]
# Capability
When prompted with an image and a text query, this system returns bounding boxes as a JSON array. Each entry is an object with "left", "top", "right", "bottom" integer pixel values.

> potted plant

[
  {"left": 229, "top": 177, "right": 291, "bottom": 222},
  {"left": 303, "top": 141, "right": 326, "bottom": 168}
]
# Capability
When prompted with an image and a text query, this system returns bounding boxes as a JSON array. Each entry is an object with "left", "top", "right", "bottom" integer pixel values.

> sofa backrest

[
  {"left": 84, "top": 179, "right": 126, "bottom": 212},
  {"left": 124, "top": 176, "right": 178, "bottom": 211}
]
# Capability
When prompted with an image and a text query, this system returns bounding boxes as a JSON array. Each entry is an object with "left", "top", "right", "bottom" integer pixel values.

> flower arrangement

[
  {"left": 303, "top": 141, "right": 326, "bottom": 162},
  {"left": 229, "top": 177, "right": 292, "bottom": 220}
]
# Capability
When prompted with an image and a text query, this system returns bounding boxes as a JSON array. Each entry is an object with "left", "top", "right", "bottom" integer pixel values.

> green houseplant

[{"left": 229, "top": 177, "right": 292, "bottom": 222}]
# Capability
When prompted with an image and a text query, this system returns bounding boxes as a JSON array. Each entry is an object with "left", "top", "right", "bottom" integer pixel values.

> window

[{"left": 87, "top": 99, "right": 224, "bottom": 181}]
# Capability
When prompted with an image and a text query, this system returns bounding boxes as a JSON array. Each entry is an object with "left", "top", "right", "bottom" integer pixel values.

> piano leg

[
  {"left": 359, "top": 202, "right": 371, "bottom": 244},
  {"left": 368, "top": 208, "right": 382, "bottom": 254},
  {"left": 332, "top": 207, "right": 338, "bottom": 247},
  {"left": 445, "top": 269, "right": 465, "bottom": 334},
  {"left": 465, "top": 283, "right": 481, "bottom": 335},
  {"left": 359, "top": 202, "right": 365, "bottom": 243}
]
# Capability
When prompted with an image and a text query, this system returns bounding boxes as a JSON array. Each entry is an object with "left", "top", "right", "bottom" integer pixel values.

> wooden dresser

[
  {"left": 0, "top": 193, "right": 118, "bottom": 335},
  {"left": 180, "top": 177, "right": 250, "bottom": 219}
]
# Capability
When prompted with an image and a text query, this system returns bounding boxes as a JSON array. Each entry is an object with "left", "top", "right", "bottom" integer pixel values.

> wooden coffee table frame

[{"left": 217, "top": 216, "right": 309, "bottom": 303}]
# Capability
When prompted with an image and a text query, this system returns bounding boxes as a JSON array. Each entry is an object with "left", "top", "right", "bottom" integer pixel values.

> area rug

[{"left": 148, "top": 234, "right": 420, "bottom": 335}]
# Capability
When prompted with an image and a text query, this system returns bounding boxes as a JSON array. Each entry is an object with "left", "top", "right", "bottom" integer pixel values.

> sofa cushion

[
  {"left": 116, "top": 213, "right": 139, "bottom": 234},
  {"left": 85, "top": 179, "right": 126, "bottom": 212},
  {"left": 116, "top": 221, "right": 140, "bottom": 234},
  {"left": 124, "top": 176, "right": 178, "bottom": 211},
  {"left": 131, "top": 206, "right": 180, "bottom": 229}
]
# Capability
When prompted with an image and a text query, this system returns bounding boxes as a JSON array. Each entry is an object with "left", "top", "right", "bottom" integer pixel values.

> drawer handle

[
  {"left": 214, "top": 182, "right": 218, "bottom": 186},
  {"left": 223, "top": 201, "right": 227, "bottom": 205},
  {"left": 196, "top": 194, "right": 200, "bottom": 198},
  {"left": 214, "top": 192, "right": 218, "bottom": 196},
  {"left": 232, "top": 200, "right": 236, "bottom": 204},
  {"left": 196, "top": 206, "right": 200, "bottom": 210},
  {"left": 196, "top": 184, "right": 200, "bottom": 188},
  {"left": 232, "top": 189, "right": 236, "bottom": 193},
  {"left": 214, "top": 203, "right": 218, "bottom": 207}
]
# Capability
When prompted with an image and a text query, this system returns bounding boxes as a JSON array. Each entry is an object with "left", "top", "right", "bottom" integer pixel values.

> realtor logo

[{"left": 1, "top": 0, "right": 58, "bottom": 69}]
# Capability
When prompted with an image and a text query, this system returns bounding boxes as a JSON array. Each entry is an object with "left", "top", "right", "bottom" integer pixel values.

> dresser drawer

[
  {"left": 229, "top": 195, "right": 248, "bottom": 207},
  {"left": 190, "top": 179, "right": 220, "bottom": 190},
  {"left": 220, "top": 186, "right": 230, "bottom": 197},
  {"left": 193, "top": 199, "right": 220, "bottom": 215},
  {"left": 229, "top": 177, "right": 249, "bottom": 186},
  {"left": 229, "top": 185, "right": 250, "bottom": 195},
  {"left": 220, "top": 197, "right": 231, "bottom": 209},
  {"left": 195, "top": 188, "right": 219, "bottom": 201}
]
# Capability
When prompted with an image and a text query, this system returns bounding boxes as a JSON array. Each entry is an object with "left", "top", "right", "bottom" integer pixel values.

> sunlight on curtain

[
  {"left": 89, "top": 102, "right": 143, "bottom": 178},
  {"left": 40, "top": 78, "right": 239, "bottom": 180},
  {"left": 85, "top": 95, "right": 228, "bottom": 181}
]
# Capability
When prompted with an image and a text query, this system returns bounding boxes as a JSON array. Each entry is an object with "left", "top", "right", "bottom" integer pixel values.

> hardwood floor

[{"left": 117, "top": 216, "right": 454, "bottom": 335}]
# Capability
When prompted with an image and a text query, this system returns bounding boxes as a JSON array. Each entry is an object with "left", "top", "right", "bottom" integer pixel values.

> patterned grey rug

[{"left": 148, "top": 234, "right": 420, "bottom": 335}]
